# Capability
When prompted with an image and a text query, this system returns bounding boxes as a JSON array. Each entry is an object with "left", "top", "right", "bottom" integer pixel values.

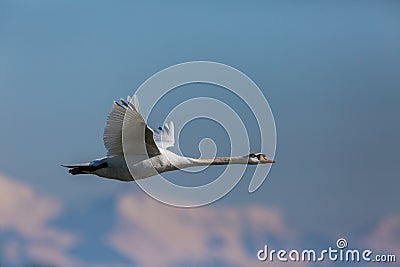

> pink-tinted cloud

[
  {"left": 4, "top": 172, "right": 396, "bottom": 267},
  {"left": 0, "top": 174, "right": 77, "bottom": 266},
  {"left": 3, "top": 240, "right": 20, "bottom": 264},
  {"left": 365, "top": 214, "right": 400, "bottom": 255},
  {"left": 0, "top": 174, "right": 135, "bottom": 267},
  {"left": 109, "top": 193, "right": 309, "bottom": 267}
]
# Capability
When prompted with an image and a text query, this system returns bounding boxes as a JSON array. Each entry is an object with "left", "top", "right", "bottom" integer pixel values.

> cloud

[
  {"left": 3, "top": 240, "right": 19, "bottom": 264},
  {"left": 365, "top": 214, "right": 400, "bottom": 255},
  {"left": 0, "top": 174, "right": 135, "bottom": 267},
  {"left": 2, "top": 172, "right": 396, "bottom": 267},
  {"left": 0, "top": 174, "right": 77, "bottom": 266},
  {"left": 109, "top": 193, "right": 309, "bottom": 267}
]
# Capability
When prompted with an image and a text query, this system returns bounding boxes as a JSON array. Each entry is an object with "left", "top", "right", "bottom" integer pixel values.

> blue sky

[{"left": 1, "top": 1, "right": 399, "bottom": 266}]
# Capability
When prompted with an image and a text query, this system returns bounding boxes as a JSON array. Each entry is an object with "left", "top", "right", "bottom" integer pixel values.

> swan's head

[{"left": 248, "top": 152, "right": 275, "bottom": 165}]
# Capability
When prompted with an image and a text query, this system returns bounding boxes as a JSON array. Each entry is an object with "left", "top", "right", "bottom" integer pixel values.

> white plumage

[{"left": 63, "top": 95, "right": 274, "bottom": 181}]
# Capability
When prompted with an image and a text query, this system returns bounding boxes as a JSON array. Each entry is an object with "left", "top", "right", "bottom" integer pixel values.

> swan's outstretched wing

[
  {"left": 153, "top": 121, "right": 175, "bottom": 149},
  {"left": 103, "top": 96, "right": 160, "bottom": 157}
]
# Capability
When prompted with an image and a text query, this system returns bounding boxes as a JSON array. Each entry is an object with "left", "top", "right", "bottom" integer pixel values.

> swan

[{"left": 63, "top": 96, "right": 275, "bottom": 181}]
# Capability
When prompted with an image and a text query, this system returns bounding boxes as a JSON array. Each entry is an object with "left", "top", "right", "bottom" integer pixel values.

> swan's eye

[
  {"left": 249, "top": 153, "right": 263, "bottom": 161},
  {"left": 255, "top": 154, "right": 267, "bottom": 161},
  {"left": 250, "top": 153, "right": 262, "bottom": 160}
]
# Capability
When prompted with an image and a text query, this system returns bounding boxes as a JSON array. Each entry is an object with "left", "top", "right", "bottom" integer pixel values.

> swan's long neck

[
  {"left": 161, "top": 150, "right": 251, "bottom": 171},
  {"left": 186, "top": 155, "right": 249, "bottom": 166}
]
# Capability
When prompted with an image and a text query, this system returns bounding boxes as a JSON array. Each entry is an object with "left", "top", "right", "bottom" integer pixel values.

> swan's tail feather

[{"left": 61, "top": 162, "right": 108, "bottom": 175}]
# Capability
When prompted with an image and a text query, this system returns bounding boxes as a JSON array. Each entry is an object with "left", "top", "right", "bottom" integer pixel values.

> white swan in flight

[{"left": 63, "top": 96, "right": 275, "bottom": 181}]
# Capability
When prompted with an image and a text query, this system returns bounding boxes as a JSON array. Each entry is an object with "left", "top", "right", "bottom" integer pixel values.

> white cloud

[{"left": 109, "top": 193, "right": 309, "bottom": 267}]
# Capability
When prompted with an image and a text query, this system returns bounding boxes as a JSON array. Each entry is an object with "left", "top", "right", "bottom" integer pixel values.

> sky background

[{"left": 1, "top": 0, "right": 400, "bottom": 266}]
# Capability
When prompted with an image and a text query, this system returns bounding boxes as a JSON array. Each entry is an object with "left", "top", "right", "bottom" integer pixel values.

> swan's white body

[
  {"left": 90, "top": 150, "right": 191, "bottom": 181},
  {"left": 63, "top": 96, "right": 274, "bottom": 181}
]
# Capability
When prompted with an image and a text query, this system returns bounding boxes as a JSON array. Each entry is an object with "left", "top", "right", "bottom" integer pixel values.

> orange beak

[{"left": 260, "top": 156, "right": 275, "bottom": 163}]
